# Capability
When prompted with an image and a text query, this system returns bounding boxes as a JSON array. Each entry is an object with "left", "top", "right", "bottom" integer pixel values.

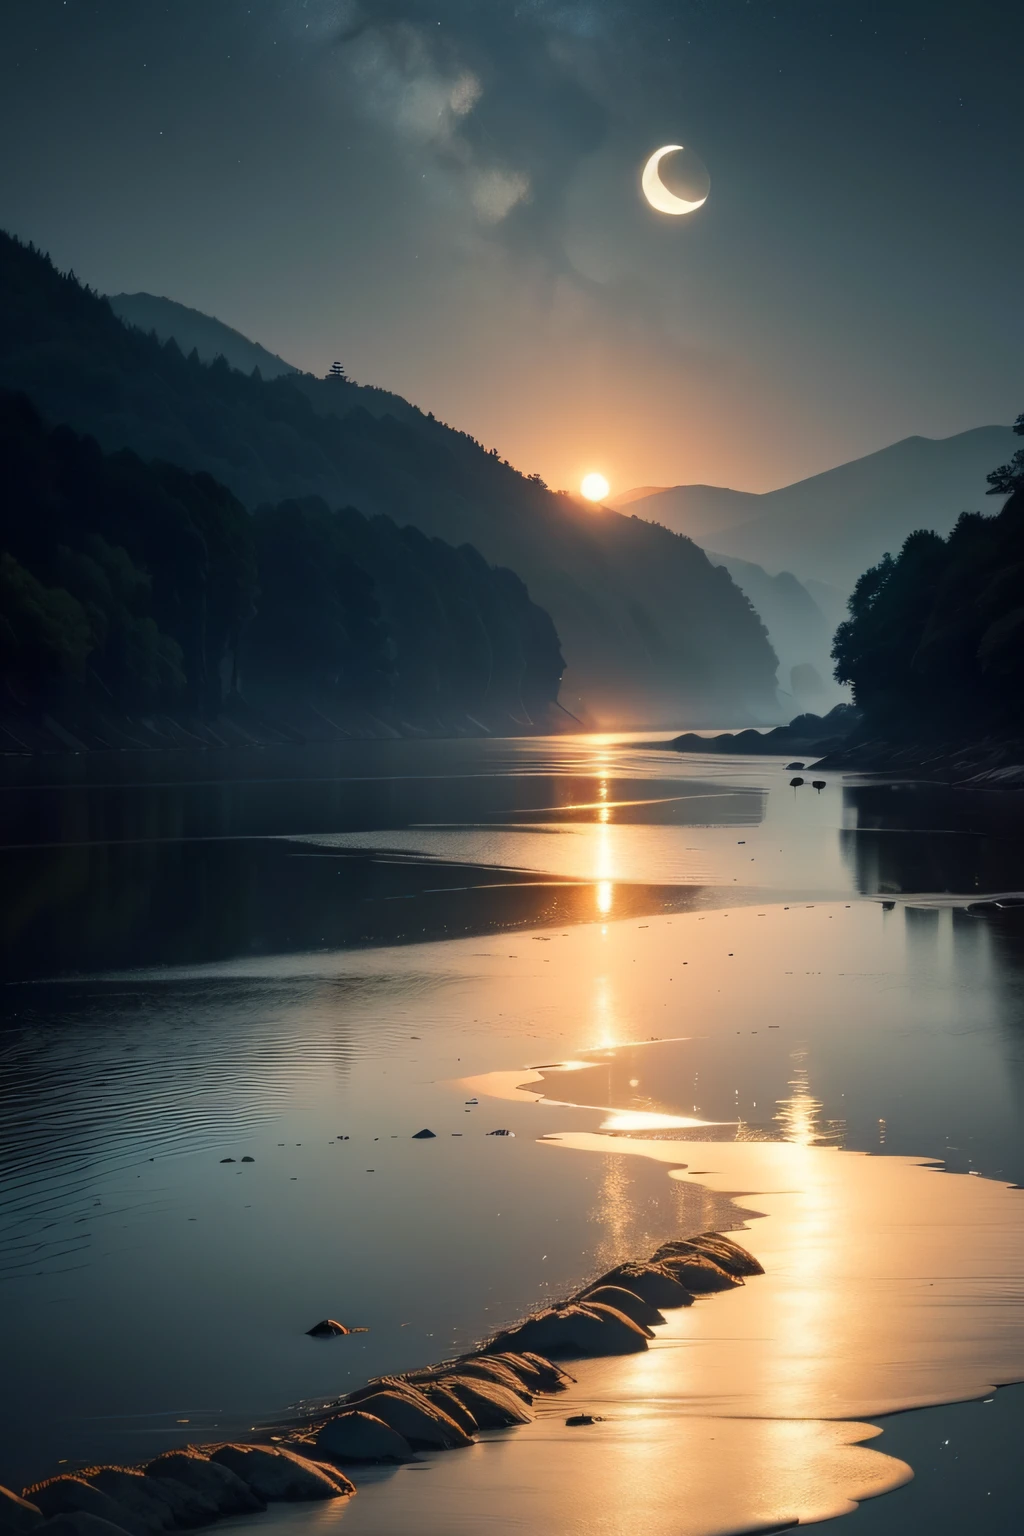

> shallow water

[{"left": 3, "top": 734, "right": 1024, "bottom": 1529}]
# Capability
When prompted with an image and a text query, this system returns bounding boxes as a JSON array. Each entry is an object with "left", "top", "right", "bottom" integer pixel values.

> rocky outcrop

[
  {"left": 29, "top": 1517, "right": 134, "bottom": 1536},
  {"left": 24, "top": 1482, "right": 148, "bottom": 1536},
  {"left": 142, "top": 1455, "right": 264, "bottom": 1516},
  {"left": 593, "top": 1261, "right": 694, "bottom": 1309},
  {"left": 82, "top": 1472, "right": 194, "bottom": 1533},
  {"left": 415, "top": 1385, "right": 480, "bottom": 1436},
  {"left": 314, "top": 1413, "right": 414, "bottom": 1465},
  {"left": 574, "top": 1284, "right": 666, "bottom": 1328},
  {"left": 484, "top": 1301, "right": 651, "bottom": 1358},
  {"left": 11, "top": 1226, "right": 764, "bottom": 1536},
  {"left": 434, "top": 1377, "right": 533, "bottom": 1430},
  {"left": 657, "top": 1254, "right": 743, "bottom": 1293},
  {"left": 651, "top": 1233, "right": 764, "bottom": 1278},
  {"left": 0, "top": 1487, "right": 43, "bottom": 1535},
  {"left": 343, "top": 1389, "right": 472, "bottom": 1450},
  {"left": 208, "top": 1447, "right": 352, "bottom": 1502}
]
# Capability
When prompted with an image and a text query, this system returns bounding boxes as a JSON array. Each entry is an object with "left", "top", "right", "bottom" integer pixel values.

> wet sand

[{"left": 5, "top": 738, "right": 1024, "bottom": 1530}]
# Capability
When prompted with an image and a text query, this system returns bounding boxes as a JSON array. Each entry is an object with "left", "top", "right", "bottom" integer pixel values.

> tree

[
  {"left": 327, "top": 361, "right": 346, "bottom": 381},
  {"left": 987, "top": 412, "right": 1024, "bottom": 496}
]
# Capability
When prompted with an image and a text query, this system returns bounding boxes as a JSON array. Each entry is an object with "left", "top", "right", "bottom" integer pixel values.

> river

[{"left": 3, "top": 733, "right": 1024, "bottom": 1532}]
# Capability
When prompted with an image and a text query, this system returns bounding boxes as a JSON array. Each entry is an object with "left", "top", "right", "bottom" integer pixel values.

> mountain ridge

[
  {"left": 617, "top": 425, "right": 1015, "bottom": 591},
  {"left": 0, "top": 231, "right": 781, "bottom": 728}
]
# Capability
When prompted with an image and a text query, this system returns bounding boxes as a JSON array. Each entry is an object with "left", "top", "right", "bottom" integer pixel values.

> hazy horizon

[{"left": 2, "top": 2, "right": 1020, "bottom": 495}]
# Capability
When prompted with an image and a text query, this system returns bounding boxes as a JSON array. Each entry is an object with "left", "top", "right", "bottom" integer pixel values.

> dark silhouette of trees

[
  {"left": 0, "top": 392, "right": 565, "bottom": 728},
  {"left": 833, "top": 427, "right": 1024, "bottom": 736},
  {"left": 987, "top": 411, "right": 1024, "bottom": 496},
  {"left": 0, "top": 230, "right": 781, "bottom": 722}
]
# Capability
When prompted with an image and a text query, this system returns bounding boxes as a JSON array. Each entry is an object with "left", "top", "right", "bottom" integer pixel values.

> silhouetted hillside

[
  {"left": 0, "top": 391, "right": 564, "bottom": 743},
  {"left": 109, "top": 293, "right": 298, "bottom": 380},
  {"left": 833, "top": 419, "right": 1024, "bottom": 739},
  {"left": 0, "top": 233, "right": 779, "bottom": 726},
  {"left": 703, "top": 551, "right": 842, "bottom": 709},
  {"left": 621, "top": 427, "right": 1016, "bottom": 592}
]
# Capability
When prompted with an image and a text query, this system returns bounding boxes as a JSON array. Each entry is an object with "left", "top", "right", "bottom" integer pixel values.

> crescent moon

[{"left": 641, "top": 145, "right": 708, "bottom": 216}]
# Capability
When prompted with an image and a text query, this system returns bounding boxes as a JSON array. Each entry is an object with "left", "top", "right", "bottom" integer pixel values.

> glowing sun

[{"left": 580, "top": 472, "right": 609, "bottom": 502}]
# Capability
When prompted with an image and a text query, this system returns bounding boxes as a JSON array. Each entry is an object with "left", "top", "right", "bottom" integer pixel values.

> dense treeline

[
  {"left": 832, "top": 417, "right": 1024, "bottom": 735},
  {"left": 0, "top": 231, "right": 779, "bottom": 724},
  {"left": 0, "top": 391, "right": 564, "bottom": 726}
]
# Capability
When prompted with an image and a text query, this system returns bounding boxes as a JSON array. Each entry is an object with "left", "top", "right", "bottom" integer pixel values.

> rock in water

[
  {"left": 651, "top": 1233, "right": 764, "bottom": 1278},
  {"left": 656, "top": 1254, "right": 743, "bottom": 1292},
  {"left": 142, "top": 1454, "right": 264, "bottom": 1515},
  {"left": 411, "top": 1129, "right": 436, "bottom": 1139},
  {"left": 451, "top": 1358, "right": 533, "bottom": 1401},
  {"left": 574, "top": 1284, "right": 666, "bottom": 1328},
  {"left": 209, "top": 1447, "right": 352, "bottom": 1502},
  {"left": 594, "top": 1262, "right": 693, "bottom": 1309},
  {"left": 487, "top": 1303, "right": 649, "bottom": 1358},
  {"left": 306, "top": 1319, "right": 349, "bottom": 1337},
  {"left": 0, "top": 1486, "right": 43, "bottom": 1535},
  {"left": 350, "top": 1390, "right": 472, "bottom": 1449},
  {"left": 437, "top": 1377, "right": 533, "bottom": 1429},
  {"left": 516, "top": 1352, "right": 576, "bottom": 1390},
  {"left": 28, "top": 1517, "right": 135, "bottom": 1536},
  {"left": 24, "top": 1483, "right": 150, "bottom": 1536},
  {"left": 125, "top": 1480, "right": 214, "bottom": 1531},
  {"left": 315, "top": 1412, "right": 415, "bottom": 1464},
  {"left": 82, "top": 1472, "right": 190, "bottom": 1533},
  {"left": 417, "top": 1385, "right": 479, "bottom": 1436}
]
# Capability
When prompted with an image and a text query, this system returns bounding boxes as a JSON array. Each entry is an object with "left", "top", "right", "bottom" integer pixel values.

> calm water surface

[{"left": 3, "top": 733, "right": 1024, "bottom": 1528}]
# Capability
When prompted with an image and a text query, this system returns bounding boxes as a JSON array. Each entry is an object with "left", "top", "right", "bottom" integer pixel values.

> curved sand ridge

[{"left": 302, "top": 1076, "right": 1024, "bottom": 1536}]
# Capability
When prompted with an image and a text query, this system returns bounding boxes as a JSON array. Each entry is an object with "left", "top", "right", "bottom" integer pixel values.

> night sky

[{"left": 1, "top": 1, "right": 1020, "bottom": 494}]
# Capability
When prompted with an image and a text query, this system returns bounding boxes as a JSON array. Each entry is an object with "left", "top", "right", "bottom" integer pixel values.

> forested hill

[
  {"left": 107, "top": 292, "right": 298, "bottom": 381},
  {"left": 0, "top": 233, "right": 779, "bottom": 726},
  {"left": 0, "top": 390, "right": 565, "bottom": 746},
  {"left": 832, "top": 418, "right": 1024, "bottom": 742}
]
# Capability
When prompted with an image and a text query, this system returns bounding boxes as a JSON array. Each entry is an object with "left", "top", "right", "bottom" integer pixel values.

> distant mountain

[
  {"left": 619, "top": 427, "right": 1017, "bottom": 592},
  {"left": 704, "top": 551, "right": 845, "bottom": 709},
  {"left": 108, "top": 292, "right": 299, "bottom": 380},
  {"left": 0, "top": 233, "right": 781, "bottom": 727}
]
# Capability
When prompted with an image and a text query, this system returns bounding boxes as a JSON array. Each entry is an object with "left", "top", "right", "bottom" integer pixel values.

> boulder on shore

[
  {"left": 209, "top": 1446, "right": 352, "bottom": 1502},
  {"left": 656, "top": 1254, "right": 743, "bottom": 1292},
  {"left": 515, "top": 1352, "right": 576, "bottom": 1390},
  {"left": 126, "top": 1480, "right": 213, "bottom": 1532},
  {"left": 651, "top": 1233, "right": 764, "bottom": 1278},
  {"left": 32, "top": 1516, "right": 134, "bottom": 1536},
  {"left": 143, "top": 1454, "right": 264, "bottom": 1515},
  {"left": 0, "top": 1486, "right": 43, "bottom": 1535},
  {"left": 416, "top": 1384, "right": 479, "bottom": 1436},
  {"left": 437, "top": 1377, "right": 532, "bottom": 1429},
  {"left": 315, "top": 1412, "right": 415, "bottom": 1464},
  {"left": 594, "top": 1262, "right": 693, "bottom": 1309},
  {"left": 23, "top": 1483, "right": 148, "bottom": 1536},
  {"left": 574, "top": 1284, "right": 666, "bottom": 1328},
  {"left": 486, "top": 1302, "right": 650, "bottom": 1359},
  {"left": 349, "top": 1390, "right": 472, "bottom": 1450},
  {"left": 83, "top": 1471, "right": 200, "bottom": 1533},
  {"left": 450, "top": 1358, "right": 533, "bottom": 1402}
]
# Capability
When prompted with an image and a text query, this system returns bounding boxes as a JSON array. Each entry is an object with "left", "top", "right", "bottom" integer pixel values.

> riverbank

[
  {"left": 0, "top": 699, "right": 581, "bottom": 755},
  {"left": 813, "top": 733, "right": 1024, "bottom": 785}
]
